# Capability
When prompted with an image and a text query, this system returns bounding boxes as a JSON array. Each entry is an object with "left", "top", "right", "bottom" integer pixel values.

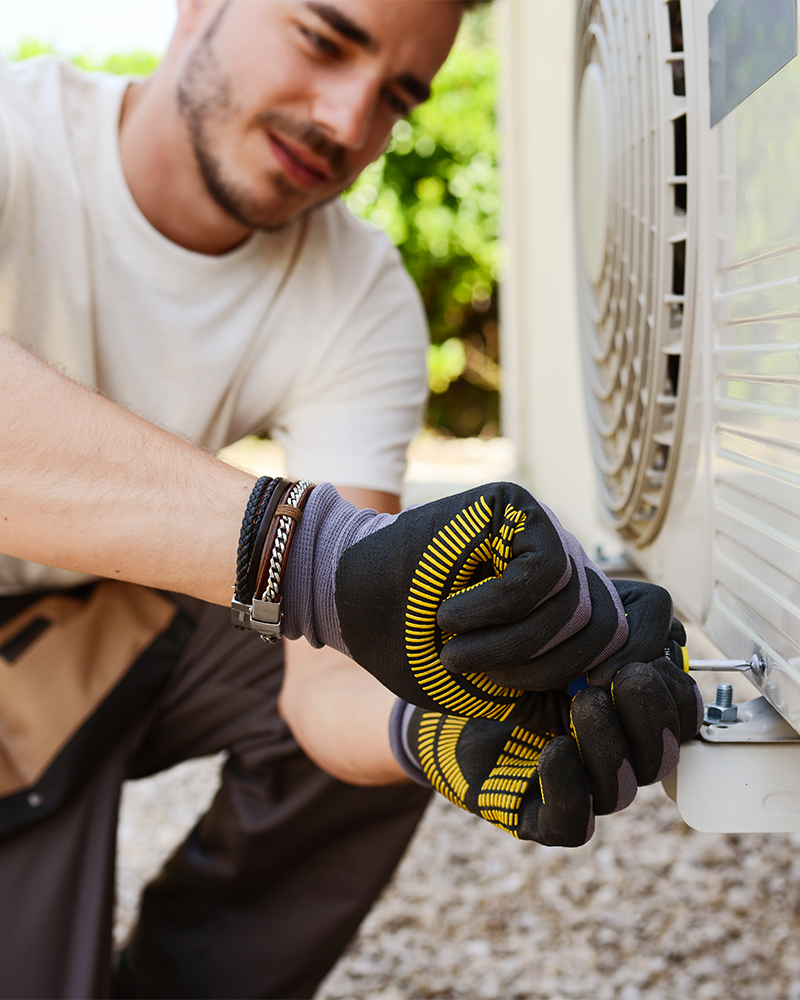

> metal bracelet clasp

[{"left": 230, "top": 597, "right": 282, "bottom": 642}]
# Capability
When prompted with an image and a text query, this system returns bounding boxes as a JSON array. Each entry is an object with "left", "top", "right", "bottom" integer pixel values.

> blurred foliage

[
  {"left": 8, "top": 38, "right": 160, "bottom": 76},
  {"left": 345, "top": 23, "right": 502, "bottom": 437},
  {"left": 9, "top": 17, "right": 501, "bottom": 437}
]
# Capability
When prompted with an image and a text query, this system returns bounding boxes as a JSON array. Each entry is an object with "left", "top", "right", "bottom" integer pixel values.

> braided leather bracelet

[
  {"left": 233, "top": 476, "right": 273, "bottom": 603},
  {"left": 231, "top": 478, "right": 315, "bottom": 641}
]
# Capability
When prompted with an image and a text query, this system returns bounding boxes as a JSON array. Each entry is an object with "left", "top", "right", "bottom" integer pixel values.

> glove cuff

[
  {"left": 388, "top": 699, "right": 432, "bottom": 787},
  {"left": 282, "top": 483, "right": 399, "bottom": 651}
]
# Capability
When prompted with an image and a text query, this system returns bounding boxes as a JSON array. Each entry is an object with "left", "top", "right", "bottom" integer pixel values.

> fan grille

[{"left": 575, "top": 0, "right": 695, "bottom": 545}]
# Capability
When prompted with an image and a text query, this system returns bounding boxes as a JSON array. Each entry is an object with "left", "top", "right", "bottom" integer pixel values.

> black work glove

[
  {"left": 392, "top": 695, "right": 592, "bottom": 846},
  {"left": 574, "top": 654, "right": 703, "bottom": 813},
  {"left": 584, "top": 583, "right": 688, "bottom": 689},
  {"left": 477, "top": 578, "right": 683, "bottom": 690},
  {"left": 390, "top": 656, "right": 702, "bottom": 846},
  {"left": 284, "top": 482, "right": 631, "bottom": 720}
]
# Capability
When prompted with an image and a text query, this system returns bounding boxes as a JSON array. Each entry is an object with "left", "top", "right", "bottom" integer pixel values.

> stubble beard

[{"left": 176, "top": 5, "right": 349, "bottom": 233}]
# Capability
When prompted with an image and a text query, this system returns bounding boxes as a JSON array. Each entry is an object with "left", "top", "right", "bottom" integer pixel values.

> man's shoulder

[
  {"left": 297, "top": 199, "right": 423, "bottom": 312},
  {"left": 4, "top": 54, "right": 125, "bottom": 119},
  {"left": 261, "top": 199, "right": 426, "bottom": 352},
  {"left": 309, "top": 199, "right": 403, "bottom": 267},
  {"left": 7, "top": 54, "right": 94, "bottom": 95}
]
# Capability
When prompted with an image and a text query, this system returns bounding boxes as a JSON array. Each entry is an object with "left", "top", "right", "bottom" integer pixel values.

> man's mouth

[{"left": 266, "top": 131, "right": 333, "bottom": 189}]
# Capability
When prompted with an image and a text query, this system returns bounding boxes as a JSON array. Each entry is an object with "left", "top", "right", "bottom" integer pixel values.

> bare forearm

[
  {"left": 279, "top": 637, "right": 407, "bottom": 786},
  {"left": 0, "top": 335, "right": 252, "bottom": 604}
]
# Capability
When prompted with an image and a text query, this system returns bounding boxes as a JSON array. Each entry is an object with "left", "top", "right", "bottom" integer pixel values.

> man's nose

[{"left": 312, "top": 74, "right": 377, "bottom": 150}]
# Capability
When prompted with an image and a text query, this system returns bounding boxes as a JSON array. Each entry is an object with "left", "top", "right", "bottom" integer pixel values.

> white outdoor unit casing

[{"left": 572, "top": 0, "right": 800, "bottom": 734}]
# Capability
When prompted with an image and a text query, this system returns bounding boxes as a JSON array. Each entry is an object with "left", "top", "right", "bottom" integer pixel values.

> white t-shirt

[{"left": 0, "top": 56, "right": 428, "bottom": 593}]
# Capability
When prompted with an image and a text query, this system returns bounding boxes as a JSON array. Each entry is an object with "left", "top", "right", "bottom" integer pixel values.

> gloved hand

[
  {"left": 476, "top": 577, "right": 683, "bottom": 691},
  {"left": 584, "top": 583, "right": 687, "bottom": 689},
  {"left": 575, "top": 654, "right": 702, "bottom": 813},
  {"left": 284, "top": 481, "right": 631, "bottom": 719},
  {"left": 389, "top": 656, "right": 702, "bottom": 846}
]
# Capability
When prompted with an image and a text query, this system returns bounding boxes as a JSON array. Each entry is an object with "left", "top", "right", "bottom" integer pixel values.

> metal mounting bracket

[{"left": 663, "top": 697, "right": 800, "bottom": 832}]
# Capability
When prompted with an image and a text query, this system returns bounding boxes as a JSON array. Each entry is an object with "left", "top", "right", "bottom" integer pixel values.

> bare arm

[
  {"left": 0, "top": 334, "right": 252, "bottom": 605},
  {"left": 1, "top": 338, "right": 409, "bottom": 783},
  {"left": 279, "top": 486, "right": 409, "bottom": 786},
  {"left": 279, "top": 638, "right": 405, "bottom": 785}
]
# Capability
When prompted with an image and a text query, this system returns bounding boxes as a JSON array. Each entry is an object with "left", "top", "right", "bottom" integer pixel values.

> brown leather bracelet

[
  {"left": 274, "top": 504, "right": 303, "bottom": 521},
  {"left": 255, "top": 481, "right": 314, "bottom": 601},
  {"left": 273, "top": 483, "right": 315, "bottom": 593},
  {"left": 246, "top": 478, "right": 291, "bottom": 600},
  {"left": 254, "top": 481, "right": 295, "bottom": 599}
]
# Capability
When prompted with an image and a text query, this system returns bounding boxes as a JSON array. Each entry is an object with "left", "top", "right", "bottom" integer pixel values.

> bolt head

[{"left": 705, "top": 703, "right": 738, "bottom": 724}]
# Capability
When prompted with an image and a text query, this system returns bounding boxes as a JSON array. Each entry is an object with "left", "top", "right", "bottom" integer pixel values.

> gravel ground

[
  {"left": 114, "top": 436, "right": 800, "bottom": 999},
  {"left": 117, "top": 643, "right": 800, "bottom": 1000},
  {"left": 316, "top": 791, "right": 800, "bottom": 1000}
]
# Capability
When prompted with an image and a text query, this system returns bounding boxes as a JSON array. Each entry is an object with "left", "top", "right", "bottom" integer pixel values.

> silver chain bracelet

[{"left": 261, "top": 479, "right": 312, "bottom": 604}]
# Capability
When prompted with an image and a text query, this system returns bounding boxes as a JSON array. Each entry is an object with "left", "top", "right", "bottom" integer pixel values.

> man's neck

[{"left": 118, "top": 75, "right": 253, "bottom": 256}]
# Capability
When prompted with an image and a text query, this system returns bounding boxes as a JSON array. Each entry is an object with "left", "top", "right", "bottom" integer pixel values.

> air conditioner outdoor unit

[
  {"left": 499, "top": 0, "right": 800, "bottom": 831},
  {"left": 574, "top": 0, "right": 798, "bottom": 704},
  {"left": 571, "top": 0, "right": 800, "bottom": 829}
]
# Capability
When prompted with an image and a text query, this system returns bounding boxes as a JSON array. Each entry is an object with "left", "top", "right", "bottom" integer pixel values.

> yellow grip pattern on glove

[
  {"left": 477, "top": 728, "right": 548, "bottom": 836},
  {"left": 416, "top": 712, "right": 470, "bottom": 803},
  {"left": 405, "top": 497, "right": 527, "bottom": 721},
  {"left": 415, "top": 710, "right": 550, "bottom": 838}
]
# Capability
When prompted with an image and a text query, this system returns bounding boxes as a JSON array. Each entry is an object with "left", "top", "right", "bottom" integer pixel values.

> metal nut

[
  {"left": 704, "top": 682, "right": 738, "bottom": 725},
  {"left": 705, "top": 703, "right": 738, "bottom": 723}
]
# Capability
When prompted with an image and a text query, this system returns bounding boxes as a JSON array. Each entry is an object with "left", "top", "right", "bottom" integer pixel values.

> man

[{"left": 0, "top": 2, "right": 699, "bottom": 997}]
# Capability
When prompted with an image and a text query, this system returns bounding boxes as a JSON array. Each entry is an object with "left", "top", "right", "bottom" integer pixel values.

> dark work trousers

[{"left": 0, "top": 592, "right": 431, "bottom": 1000}]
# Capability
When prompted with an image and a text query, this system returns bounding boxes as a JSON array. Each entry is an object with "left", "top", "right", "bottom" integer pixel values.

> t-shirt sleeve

[{"left": 270, "top": 234, "right": 429, "bottom": 496}]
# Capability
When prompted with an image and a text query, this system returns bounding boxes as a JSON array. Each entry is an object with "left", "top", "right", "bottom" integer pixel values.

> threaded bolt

[
  {"left": 714, "top": 683, "right": 733, "bottom": 708},
  {"left": 705, "top": 682, "right": 738, "bottom": 724}
]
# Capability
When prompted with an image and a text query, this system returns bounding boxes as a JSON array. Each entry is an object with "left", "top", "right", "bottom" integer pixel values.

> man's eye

[
  {"left": 384, "top": 91, "right": 410, "bottom": 117},
  {"left": 300, "top": 27, "right": 340, "bottom": 58}
]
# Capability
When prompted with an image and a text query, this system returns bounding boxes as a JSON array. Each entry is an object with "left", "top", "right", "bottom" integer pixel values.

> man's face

[{"left": 175, "top": 0, "right": 463, "bottom": 232}]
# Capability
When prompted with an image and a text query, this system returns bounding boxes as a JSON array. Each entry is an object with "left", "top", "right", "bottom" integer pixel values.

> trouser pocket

[{"left": 0, "top": 581, "right": 192, "bottom": 836}]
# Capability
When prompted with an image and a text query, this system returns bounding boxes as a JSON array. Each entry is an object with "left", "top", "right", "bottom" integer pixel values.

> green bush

[
  {"left": 346, "top": 35, "right": 501, "bottom": 437},
  {"left": 10, "top": 29, "right": 501, "bottom": 437}
]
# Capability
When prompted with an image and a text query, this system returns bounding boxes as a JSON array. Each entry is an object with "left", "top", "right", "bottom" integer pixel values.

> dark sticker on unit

[{"left": 709, "top": 0, "right": 797, "bottom": 126}]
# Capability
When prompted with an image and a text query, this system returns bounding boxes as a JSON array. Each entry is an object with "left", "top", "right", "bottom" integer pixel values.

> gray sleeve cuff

[{"left": 388, "top": 699, "right": 431, "bottom": 788}]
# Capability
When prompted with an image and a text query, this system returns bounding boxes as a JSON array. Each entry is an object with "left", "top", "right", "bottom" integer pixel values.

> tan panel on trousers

[{"left": 0, "top": 582, "right": 177, "bottom": 795}]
